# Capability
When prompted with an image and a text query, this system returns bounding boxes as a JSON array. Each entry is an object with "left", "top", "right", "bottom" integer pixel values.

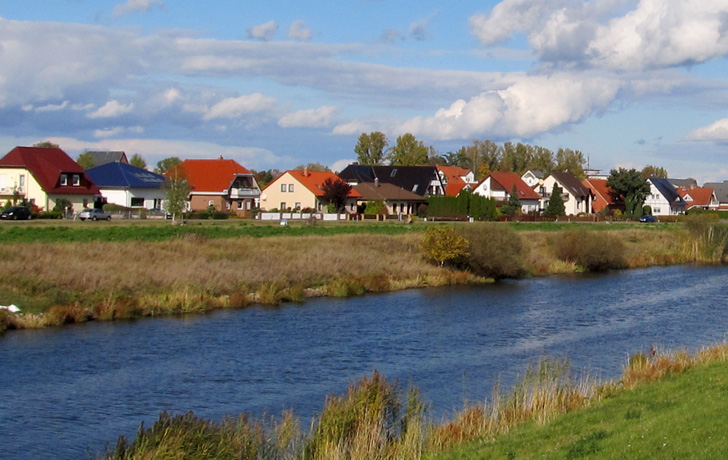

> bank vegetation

[{"left": 0, "top": 216, "right": 726, "bottom": 332}]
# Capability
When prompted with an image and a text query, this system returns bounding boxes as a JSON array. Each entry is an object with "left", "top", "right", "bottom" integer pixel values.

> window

[
  {"left": 130, "top": 197, "right": 144, "bottom": 207},
  {"left": 72, "top": 174, "right": 80, "bottom": 186},
  {"left": 390, "top": 169, "right": 397, "bottom": 177},
  {"left": 280, "top": 202, "right": 286, "bottom": 210},
  {"left": 281, "top": 184, "right": 287, "bottom": 192},
  {"left": 294, "top": 202, "right": 301, "bottom": 210},
  {"left": 288, "top": 184, "right": 294, "bottom": 192},
  {"left": 208, "top": 200, "right": 215, "bottom": 207},
  {"left": 60, "top": 174, "right": 67, "bottom": 186},
  {"left": 237, "top": 201, "right": 243, "bottom": 209}
]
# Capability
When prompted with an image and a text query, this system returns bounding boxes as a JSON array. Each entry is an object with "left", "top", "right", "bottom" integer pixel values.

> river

[{"left": 2, "top": 265, "right": 728, "bottom": 459}]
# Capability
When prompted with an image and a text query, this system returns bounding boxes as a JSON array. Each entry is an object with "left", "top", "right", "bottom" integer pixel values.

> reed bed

[{"left": 102, "top": 342, "right": 728, "bottom": 460}]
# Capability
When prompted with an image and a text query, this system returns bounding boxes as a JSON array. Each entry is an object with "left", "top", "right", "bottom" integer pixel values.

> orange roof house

[
  {"left": 583, "top": 177, "right": 623, "bottom": 213},
  {"left": 436, "top": 165, "right": 477, "bottom": 196},
  {"left": 677, "top": 185, "right": 718, "bottom": 210},
  {"left": 179, "top": 158, "right": 260, "bottom": 217},
  {"left": 260, "top": 168, "right": 360, "bottom": 212},
  {"left": 472, "top": 171, "right": 541, "bottom": 214}
]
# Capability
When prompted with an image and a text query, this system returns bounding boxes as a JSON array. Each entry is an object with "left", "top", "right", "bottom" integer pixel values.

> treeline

[{"left": 427, "top": 191, "right": 498, "bottom": 220}]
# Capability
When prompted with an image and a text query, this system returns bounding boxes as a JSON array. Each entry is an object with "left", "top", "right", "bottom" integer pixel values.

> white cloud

[
  {"left": 113, "top": 0, "right": 164, "bottom": 17},
  {"left": 203, "top": 93, "right": 277, "bottom": 121},
  {"left": 248, "top": 20, "right": 278, "bottom": 41},
  {"left": 330, "top": 158, "right": 355, "bottom": 173},
  {"left": 470, "top": 0, "right": 728, "bottom": 71},
  {"left": 289, "top": 20, "right": 312, "bottom": 41},
  {"left": 395, "top": 72, "right": 621, "bottom": 140},
  {"left": 87, "top": 100, "right": 135, "bottom": 119},
  {"left": 35, "top": 101, "right": 70, "bottom": 112},
  {"left": 332, "top": 120, "right": 379, "bottom": 136},
  {"left": 278, "top": 106, "right": 338, "bottom": 128},
  {"left": 687, "top": 119, "right": 728, "bottom": 142},
  {"left": 94, "top": 125, "right": 144, "bottom": 138}
]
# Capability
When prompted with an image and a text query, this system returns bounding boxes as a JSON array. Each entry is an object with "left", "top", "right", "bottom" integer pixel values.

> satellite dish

[{"left": 260, "top": 193, "right": 267, "bottom": 200}]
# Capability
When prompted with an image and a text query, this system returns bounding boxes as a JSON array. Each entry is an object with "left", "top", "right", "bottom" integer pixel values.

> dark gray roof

[
  {"left": 85, "top": 151, "right": 128, "bottom": 167},
  {"left": 650, "top": 177, "right": 686, "bottom": 206},
  {"left": 703, "top": 181, "right": 728, "bottom": 202},
  {"left": 353, "top": 182, "right": 424, "bottom": 201},
  {"left": 549, "top": 171, "right": 592, "bottom": 197},
  {"left": 667, "top": 178, "right": 697, "bottom": 188},
  {"left": 338, "top": 165, "right": 439, "bottom": 196}
]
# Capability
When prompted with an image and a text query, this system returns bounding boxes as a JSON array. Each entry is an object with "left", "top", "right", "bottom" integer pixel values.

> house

[
  {"left": 540, "top": 172, "right": 594, "bottom": 215},
  {"left": 0, "top": 146, "right": 101, "bottom": 212},
  {"left": 180, "top": 158, "right": 260, "bottom": 217},
  {"left": 338, "top": 164, "right": 446, "bottom": 197},
  {"left": 352, "top": 181, "right": 425, "bottom": 216},
  {"left": 676, "top": 185, "right": 718, "bottom": 211},
  {"left": 644, "top": 177, "right": 685, "bottom": 216},
  {"left": 260, "top": 168, "right": 360, "bottom": 212},
  {"left": 472, "top": 171, "right": 540, "bottom": 214},
  {"left": 582, "top": 177, "right": 624, "bottom": 213},
  {"left": 84, "top": 150, "right": 129, "bottom": 167},
  {"left": 521, "top": 170, "right": 547, "bottom": 188},
  {"left": 667, "top": 178, "right": 698, "bottom": 189},
  {"left": 436, "top": 165, "right": 477, "bottom": 196},
  {"left": 703, "top": 181, "right": 728, "bottom": 210},
  {"left": 86, "top": 162, "right": 166, "bottom": 210}
]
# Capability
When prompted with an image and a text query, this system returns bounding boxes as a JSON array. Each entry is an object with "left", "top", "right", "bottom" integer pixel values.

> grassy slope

[{"left": 430, "top": 361, "right": 728, "bottom": 460}]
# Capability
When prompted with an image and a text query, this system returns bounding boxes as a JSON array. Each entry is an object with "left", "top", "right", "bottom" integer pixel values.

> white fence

[{"left": 258, "top": 212, "right": 348, "bottom": 222}]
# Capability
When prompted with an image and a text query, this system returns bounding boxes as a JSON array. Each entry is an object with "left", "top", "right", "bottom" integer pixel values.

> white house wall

[{"left": 101, "top": 188, "right": 167, "bottom": 209}]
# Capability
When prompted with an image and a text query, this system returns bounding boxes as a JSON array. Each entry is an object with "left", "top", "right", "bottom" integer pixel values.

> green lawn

[{"left": 429, "top": 361, "right": 728, "bottom": 460}]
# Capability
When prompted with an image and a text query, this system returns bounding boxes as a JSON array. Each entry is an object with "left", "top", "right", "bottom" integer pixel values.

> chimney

[
  {"left": 375, "top": 178, "right": 379, "bottom": 187},
  {"left": 304, "top": 166, "right": 309, "bottom": 177},
  {"left": 218, "top": 155, "right": 224, "bottom": 160}
]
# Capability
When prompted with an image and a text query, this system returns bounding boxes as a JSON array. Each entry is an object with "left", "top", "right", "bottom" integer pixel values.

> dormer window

[
  {"left": 73, "top": 174, "right": 80, "bottom": 186},
  {"left": 60, "top": 174, "right": 68, "bottom": 186}
]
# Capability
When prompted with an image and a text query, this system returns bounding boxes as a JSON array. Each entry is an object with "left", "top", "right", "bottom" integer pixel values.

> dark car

[
  {"left": 1, "top": 206, "right": 32, "bottom": 220},
  {"left": 639, "top": 215, "right": 657, "bottom": 223}
]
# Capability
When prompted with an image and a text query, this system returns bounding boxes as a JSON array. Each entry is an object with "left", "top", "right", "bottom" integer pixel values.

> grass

[{"left": 101, "top": 342, "right": 728, "bottom": 460}]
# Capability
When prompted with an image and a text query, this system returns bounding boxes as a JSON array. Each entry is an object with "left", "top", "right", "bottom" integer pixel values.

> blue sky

[{"left": 1, "top": 0, "right": 728, "bottom": 182}]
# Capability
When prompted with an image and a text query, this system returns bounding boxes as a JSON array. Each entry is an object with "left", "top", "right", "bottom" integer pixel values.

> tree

[
  {"left": 529, "top": 146, "right": 556, "bottom": 172},
  {"left": 419, "top": 226, "right": 470, "bottom": 267},
  {"left": 544, "top": 183, "right": 565, "bottom": 217},
  {"left": 129, "top": 153, "right": 147, "bottom": 170},
  {"left": 294, "top": 162, "right": 330, "bottom": 172},
  {"left": 555, "top": 148, "right": 586, "bottom": 179},
  {"left": 501, "top": 185, "right": 521, "bottom": 216},
  {"left": 154, "top": 157, "right": 182, "bottom": 175},
  {"left": 354, "top": 132, "right": 388, "bottom": 165},
  {"left": 320, "top": 177, "right": 352, "bottom": 212},
  {"left": 76, "top": 150, "right": 95, "bottom": 169},
  {"left": 33, "top": 141, "right": 59, "bottom": 149},
  {"left": 607, "top": 168, "right": 651, "bottom": 218},
  {"left": 640, "top": 165, "right": 668, "bottom": 181},
  {"left": 163, "top": 164, "right": 191, "bottom": 224},
  {"left": 251, "top": 169, "right": 280, "bottom": 188},
  {"left": 387, "top": 133, "right": 429, "bottom": 166}
]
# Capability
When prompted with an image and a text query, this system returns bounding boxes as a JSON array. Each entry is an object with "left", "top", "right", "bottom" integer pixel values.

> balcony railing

[{"left": 230, "top": 188, "right": 261, "bottom": 198}]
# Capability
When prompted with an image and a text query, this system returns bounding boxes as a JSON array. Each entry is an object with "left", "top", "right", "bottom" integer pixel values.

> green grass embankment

[{"left": 430, "top": 358, "right": 728, "bottom": 460}]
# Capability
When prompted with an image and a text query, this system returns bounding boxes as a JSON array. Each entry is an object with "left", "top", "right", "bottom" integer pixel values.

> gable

[
  {"left": 0, "top": 146, "right": 99, "bottom": 195},
  {"left": 181, "top": 159, "right": 252, "bottom": 192}
]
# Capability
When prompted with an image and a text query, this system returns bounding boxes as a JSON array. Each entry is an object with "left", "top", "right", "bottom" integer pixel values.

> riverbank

[
  {"left": 0, "top": 219, "right": 716, "bottom": 331},
  {"left": 102, "top": 340, "right": 728, "bottom": 460}
]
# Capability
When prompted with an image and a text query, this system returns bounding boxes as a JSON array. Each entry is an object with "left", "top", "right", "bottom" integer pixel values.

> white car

[{"left": 78, "top": 208, "right": 111, "bottom": 221}]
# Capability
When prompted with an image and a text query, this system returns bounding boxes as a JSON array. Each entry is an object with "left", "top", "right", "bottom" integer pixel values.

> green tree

[
  {"left": 33, "top": 141, "right": 60, "bottom": 149},
  {"left": 129, "top": 153, "right": 147, "bottom": 170},
  {"left": 640, "top": 165, "right": 668, "bottom": 181},
  {"left": 544, "top": 183, "right": 566, "bottom": 217},
  {"left": 354, "top": 132, "right": 388, "bottom": 165},
  {"left": 294, "top": 162, "right": 330, "bottom": 172},
  {"left": 501, "top": 185, "right": 521, "bottom": 216},
  {"left": 76, "top": 150, "right": 95, "bottom": 169},
  {"left": 163, "top": 164, "right": 191, "bottom": 224},
  {"left": 387, "top": 133, "right": 429, "bottom": 166},
  {"left": 555, "top": 148, "right": 586, "bottom": 179},
  {"left": 607, "top": 168, "right": 651, "bottom": 219},
  {"left": 529, "top": 146, "right": 556, "bottom": 172},
  {"left": 320, "top": 177, "right": 352, "bottom": 212},
  {"left": 419, "top": 226, "right": 470, "bottom": 267},
  {"left": 154, "top": 156, "right": 182, "bottom": 175}
]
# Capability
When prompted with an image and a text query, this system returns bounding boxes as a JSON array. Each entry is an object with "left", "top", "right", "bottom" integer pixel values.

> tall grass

[{"left": 683, "top": 214, "right": 728, "bottom": 262}]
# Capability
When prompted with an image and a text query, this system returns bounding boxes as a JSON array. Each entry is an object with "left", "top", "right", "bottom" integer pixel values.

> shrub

[
  {"left": 553, "top": 230, "right": 627, "bottom": 271},
  {"left": 456, "top": 223, "right": 524, "bottom": 279},
  {"left": 419, "top": 226, "right": 470, "bottom": 267}
]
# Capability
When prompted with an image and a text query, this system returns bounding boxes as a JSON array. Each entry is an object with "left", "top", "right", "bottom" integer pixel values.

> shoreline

[{"left": 0, "top": 221, "right": 716, "bottom": 332}]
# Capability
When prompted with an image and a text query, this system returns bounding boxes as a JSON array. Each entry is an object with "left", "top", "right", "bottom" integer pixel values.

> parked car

[
  {"left": 1, "top": 206, "right": 32, "bottom": 220},
  {"left": 78, "top": 208, "right": 111, "bottom": 221},
  {"left": 639, "top": 215, "right": 657, "bottom": 223}
]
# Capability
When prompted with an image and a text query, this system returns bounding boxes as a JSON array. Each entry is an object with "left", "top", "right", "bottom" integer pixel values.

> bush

[
  {"left": 553, "top": 230, "right": 627, "bottom": 271},
  {"left": 419, "top": 226, "right": 470, "bottom": 267},
  {"left": 456, "top": 223, "right": 524, "bottom": 279}
]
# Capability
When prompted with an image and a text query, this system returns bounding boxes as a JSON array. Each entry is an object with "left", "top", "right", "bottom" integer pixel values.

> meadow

[{"left": 0, "top": 217, "right": 720, "bottom": 331}]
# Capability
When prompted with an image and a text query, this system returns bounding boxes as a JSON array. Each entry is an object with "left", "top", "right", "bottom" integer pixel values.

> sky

[{"left": 2, "top": 0, "right": 728, "bottom": 183}]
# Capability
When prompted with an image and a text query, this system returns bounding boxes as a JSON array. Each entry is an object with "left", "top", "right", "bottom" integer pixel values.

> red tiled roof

[
  {"left": 678, "top": 186, "right": 715, "bottom": 208},
  {"left": 266, "top": 170, "right": 361, "bottom": 198},
  {"left": 487, "top": 171, "right": 540, "bottom": 200},
  {"left": 436, "top": 165, "right": 475, "bottom": 196},
  {"left": 583, "top": 177, "right": 621, "bottom": 211},
  {"left": 0, "top": 146, "right": 100, "bottom": 195},
  {"left": 181, "top": 159, "right": 251, "bottom": 193}
]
